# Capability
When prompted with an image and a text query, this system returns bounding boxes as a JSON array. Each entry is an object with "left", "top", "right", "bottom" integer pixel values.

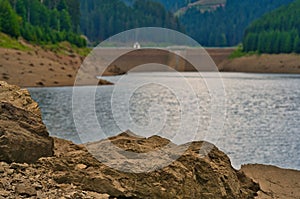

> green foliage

[
  {"left": 1, "top": 0, "right": 85, "bottom": 47},
  {"left": 0, "top": 32, "right": 31, "bottom": 50},
  {"left": 80, "top": 0, "right": 182, "bottom": 44},
  {"left": 42, "top": 41, "right": 90, "bottom": 56},
  {"left": 243, "top": 0, "right": 300, "bottom": 54},
  {"left": 0, "top": 0, "right": 21, "bottom": 38},
  {"left": 229, "top": 45, "right": 257, "bottom": 59},
  {"left": 179, "top": 0, "right": 293, "bottom": 47}
]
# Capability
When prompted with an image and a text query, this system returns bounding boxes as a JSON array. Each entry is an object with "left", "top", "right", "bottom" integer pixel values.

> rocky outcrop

[
  {"left": 0, "top": 81, "right": 53, "bottom": 163},
  {"left": 0, "top": 81, "right": 260, "bottom": 198},
  {"left": 84, "top": 132, "right": 259, "bottom": 198},
  {"left": 1, "top": 134, "right": 259, "bottom": 198}
]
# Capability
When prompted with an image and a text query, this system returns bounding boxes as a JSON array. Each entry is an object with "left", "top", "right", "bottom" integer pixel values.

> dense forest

[
  {"left": 80, "top": 0, "right": 182, "bottom": 44},
  {"left": 0, "top": 0, "right": 298, "bottom": 50},
  {"left": 243, "top": 0, "right": 300, "bottom": 54},
  {"left": 179, "top": 0, "right": 294, "bottom": 47},
  {"left": 0, "top": 0, "right": 182, "bottom": 46},
  {"left": 0, "top": 0, "right": 86, "bottom": 47}
]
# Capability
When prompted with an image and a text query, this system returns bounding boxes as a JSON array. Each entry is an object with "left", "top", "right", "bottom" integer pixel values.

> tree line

[
  {"left": 0, "top": 0, "right": 86, "bottom": 47},
  {"left": 179, "top": 0, "right": 294, "bottom": 47},
  {"left": 80, "top": 0, "right": 182, "bottom": 45},
  {"left": 0, "top": 0, "right": 182, "bottom": 47},
  {"left": 2, "top": 0, "right": 297, "bottom": 51},
  {"left": 243, "top": 0, "right": 300, "bottom": 54}
]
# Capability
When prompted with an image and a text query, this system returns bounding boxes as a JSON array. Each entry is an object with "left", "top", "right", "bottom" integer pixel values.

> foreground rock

[
  {"left": 0, "top": 134, "right": 260, "bottom": 198},
  {"left": 0, "top": 81, "right": 54, "bottom": 163},
  {"left": 0, "top": 81, "right": 260, "bottom": 198}
]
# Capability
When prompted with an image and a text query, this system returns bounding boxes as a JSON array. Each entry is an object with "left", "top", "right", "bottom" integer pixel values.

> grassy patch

[
  {"left": 42, "top": 41, "right": 91, "bottom": 57},
  {"left": 0, "top": 33, "right": 31, "bottom": 51},
  {"left": 229, "top": 45, "right": 258, "bottom": 59},
  {"left": 0, "top": 32, "right": 90, "bottom": 57}
]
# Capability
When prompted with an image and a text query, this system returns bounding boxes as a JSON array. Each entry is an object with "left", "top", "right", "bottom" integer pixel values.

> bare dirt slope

[
  {"left": 220, "top": 53, "right": 300, "bottom": 74},
  {"left": 0, "top": 44, "right": 112, "bottom": 87},
  {"left": 0, "top": 45, "right": 84, "bottom": 87}
]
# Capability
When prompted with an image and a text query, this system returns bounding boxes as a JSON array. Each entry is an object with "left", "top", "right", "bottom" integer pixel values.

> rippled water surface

[{"left": 28, "top": 72, "right": 300, "bottom": 170}]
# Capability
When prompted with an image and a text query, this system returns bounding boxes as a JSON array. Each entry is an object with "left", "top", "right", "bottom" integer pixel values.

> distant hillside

[
  {"left": 80, "top": 0, "right": 182, "bottom": 44},
  {"left": 174, "top": 0, "right": 226, "bottom": 16},
  {"left": 148, "top": 0, "right": 225, "bottom": 14},
  {"left": 243, "top": 0, "right": 300, "bottom": 54},
  {"left": 0, "top": 0, "right": 86, "bottom": 47},
  {"left": 134, "top": 0, "right": 193, "bottom": 12},
  {"left": 179, "top": 0, "right": 294, "bottom": 47},
  {"left": 2, "top": 0, "right": 295, "bottom": 49}
]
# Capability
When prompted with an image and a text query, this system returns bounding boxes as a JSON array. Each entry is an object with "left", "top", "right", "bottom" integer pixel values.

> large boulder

[
  {"left": 31, "top": 132, "right": 258, "bottom": 199},
  {"left": 0, "top": 81, "right": 53, "bottom": 163},
  {"left": 0, "top": 129, "right": 259, "bottom": 198}
]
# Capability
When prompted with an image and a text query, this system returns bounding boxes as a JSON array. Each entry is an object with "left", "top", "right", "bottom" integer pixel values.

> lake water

[{"left": 28, "top": 72, "right": 300, "bottom": 170}]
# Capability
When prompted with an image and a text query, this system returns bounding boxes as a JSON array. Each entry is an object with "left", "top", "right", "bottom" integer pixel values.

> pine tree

[
  {"left": 294, "top": 36, "right": 300, "bottom": 53},
  {"left": 57, "top": 0, "right": 67, "bottom": 11},
  {"left": 60, "top": 9, "right": 72, "bottom": 31},
  {"left": 243, "top": 0, "right": 300, "bottom": 54},
  {"left": 0, "top": 0, "right": 20, "bottom": 37}
]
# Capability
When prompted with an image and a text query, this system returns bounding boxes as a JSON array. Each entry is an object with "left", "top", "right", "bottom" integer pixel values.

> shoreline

[
  {"left": 219, "top": 53, "right": 300, "bottom": 74},
  {"left": 1, "top": 46, "right": 300, "bottom": 88}
]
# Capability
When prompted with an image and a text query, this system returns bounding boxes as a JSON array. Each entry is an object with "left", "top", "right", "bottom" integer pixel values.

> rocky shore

[{"left": 0, "top": 81, "right": 299, "bottom": 198}]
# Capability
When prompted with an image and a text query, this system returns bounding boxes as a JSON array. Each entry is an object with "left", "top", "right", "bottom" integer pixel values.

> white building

[{"left": 133, "top": 42, "right": 141, "bottom": 49}]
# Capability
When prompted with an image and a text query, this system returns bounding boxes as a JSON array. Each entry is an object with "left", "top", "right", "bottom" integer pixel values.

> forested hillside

[
  {"left": 179, "top": 0, "right": 294, "bottom": 47},
  {"left": 243, "top": 0, "right": 300, "bottom": 54},
  {"left": 153, "top": 0, "right": 226, "bottom": 14},
  {"left": 152, "top": 0, "right": 196, "bottom": 12},
  {"left": 122, "top": 0, "right": 194, "bottom": 12},
  {"left": 80, "top": 0, "right": 182, "bottom": 44},
  {"left": 1, "top": 0, "right": 297, "bottom": 49},
  {"left": 0, "top": 0, "right": 86, "bottom": 47}
]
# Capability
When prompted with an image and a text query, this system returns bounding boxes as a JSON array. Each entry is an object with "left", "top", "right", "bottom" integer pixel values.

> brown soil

[
  {"left": 220, "top": 53, "right": 300, "bottom": 74},
  {"left": 0, "top": 45, "right": 112, "bottom": 88},
  {"left": 0, "top": 45, "right": 85, "bottom": 87},
  {"left": 241, "top": 164, "right": 300, "bottom": 199},
  {"left": 206, "top": 48, "right": 235, "bottom": 66}
]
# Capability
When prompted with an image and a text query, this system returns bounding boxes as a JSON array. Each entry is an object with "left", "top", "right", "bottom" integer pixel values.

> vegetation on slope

[
  {"left": 0, "top": 32, "right": 31, "bottom": 51},
  {"left": 0, "top": 0, "right": 86, "bottom": 47},
  {"left": 179, "top": 0, "right": 294, "bottom": 47},
  {"left": 1, "top": 0, "right": 297, "bottom": 50},
  {"left": 0, "top": 32, "right": 90, "bottom": 57},
  {"left": 80, "top": 0, "right": 182, "bottom": 44},
  {"left": 243, "top": 0, "right": 300, "bottom": 54}
]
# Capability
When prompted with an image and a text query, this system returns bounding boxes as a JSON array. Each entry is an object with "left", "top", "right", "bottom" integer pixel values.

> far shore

[
  {"left": 0, "top": 46, "right": 299, "bottom": 88},
  {"left": 220, "top": 53, "right": 300, "bottom": 74}
]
